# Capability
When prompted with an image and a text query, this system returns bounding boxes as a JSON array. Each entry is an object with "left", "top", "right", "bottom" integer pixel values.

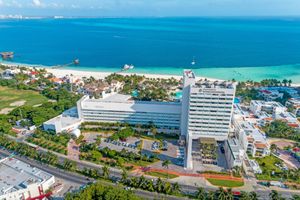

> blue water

[
  {"left": 0, "top": 17, "right": 300, "bottom": 82},
  {"left": 175, "top": 91, "right": 183, "bottom": 100}
]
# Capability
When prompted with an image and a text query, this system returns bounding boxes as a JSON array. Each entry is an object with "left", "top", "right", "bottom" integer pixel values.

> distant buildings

[
  {"left": 250, "top": 100, "right": 300, "bottom": 128},
  {"left": 181, "top": 70, "right": 236, "bottom": 169},
  {"left": 0, "top": 157, "right": 55, "bottom": 200},
  {"left": 82, "top": 80, "right": 123, "bottom": 99},
  {"left": 286, "top": 97, "right": 300, "bottom": 116},
  {"left": 258, "top": 86, "right": 299, "bottom": 101}
]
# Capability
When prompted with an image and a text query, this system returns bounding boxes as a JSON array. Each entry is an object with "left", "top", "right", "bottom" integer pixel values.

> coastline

[
  {"left": 0, "top": 61, "right": 219, "bottom": 81},
  {"left": 1, "top": 61, "right": 300, "bottom": 86}
]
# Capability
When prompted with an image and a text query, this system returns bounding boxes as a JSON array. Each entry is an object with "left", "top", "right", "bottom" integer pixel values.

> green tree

[
  {"left": 121, "top": 168, "right": 128, "bottom": 183},
  {"left": 196, "top": 187, "right": 207, "bottom": 199},
  {"left": 161, "top": 160, "right": 171, "bottom": 179},
  {"left": 249, "top": 191, "right": 259, "bottom": 200},
  {"left": 102, "top": 165, "right": 110, "bottom": 179}
]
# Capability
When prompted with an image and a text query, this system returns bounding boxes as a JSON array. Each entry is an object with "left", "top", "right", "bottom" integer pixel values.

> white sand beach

[{"left": 45, "top": 68, "right": 220, "bottom": 81}]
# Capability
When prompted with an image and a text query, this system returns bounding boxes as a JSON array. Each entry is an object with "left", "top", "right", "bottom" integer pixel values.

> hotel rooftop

[
  {"left": 79, "top": 93, "right": 181, "bottom": 114},
  {"left": 0, "top": 157, "right": 54, "bottom": 196}
]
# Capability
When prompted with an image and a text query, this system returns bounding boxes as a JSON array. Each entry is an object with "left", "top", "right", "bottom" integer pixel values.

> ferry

[{"left": 122, "top": 64, "right": 134, "bottom": 71}]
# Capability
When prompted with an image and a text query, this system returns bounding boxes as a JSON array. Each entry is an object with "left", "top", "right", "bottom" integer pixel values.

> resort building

[
  {"left": 250, "top": 100, "right": 300, "bottom": 128},
  {"left": 77, "top": 94, "right": 181, "bottom": 131},
  {"left": 43, "top": 70, "right": 237, "bottom": 170},
  {"left": 181, "top": 70, "right": 236, "bottom": 169},
  {"left": 0, "top": 156, "right": 55, "bottom": 200},
  {"left": 232, "top": 105, "right": 270, "bottom": 158}
]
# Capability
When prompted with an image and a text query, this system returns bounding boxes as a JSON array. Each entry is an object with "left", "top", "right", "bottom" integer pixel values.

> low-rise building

[
  {"left": 43, "top": 107, "right": 83, "bottom": 134},
  {"left": 248, "top": 159, "right": 262, "bottom": 174},
  {"left": 286, "top": 97, "right": 300, "bottom": 116},
  {"left": 0, "top": 156, "right": 55, "bottom": 200},
  {"left": 250, "top": 100, "right": 300, "bottom": 128},
  {"left": 224, "top": 137, "right": 244, "bottom": 169},
  {"left": 233, "top": 105, "right": 270, "bottom": 157},
  {"left": 258, "top": 89, "right": 283, "bottom": 101}
]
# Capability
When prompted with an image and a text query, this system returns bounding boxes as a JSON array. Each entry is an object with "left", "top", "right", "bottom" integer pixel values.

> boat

[
  {"left": 191, "top": 57, "right": 196, "bottom": 65},
  {"left": 73, "top": 59, "right": 80, "bottom": 65},
  {"left": 0, "top": 52, "right": 14, "bottom": 59},
  {"left": 122, "top": 64, "right": 134, "bottom": 71}
]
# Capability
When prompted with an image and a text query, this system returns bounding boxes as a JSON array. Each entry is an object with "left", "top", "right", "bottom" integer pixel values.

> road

[
  {"left": 4, "top": 135, "right": 300, "bottom": 199},
  {"left": 0, "top": 149, "right": 186, "bottom": 200}
]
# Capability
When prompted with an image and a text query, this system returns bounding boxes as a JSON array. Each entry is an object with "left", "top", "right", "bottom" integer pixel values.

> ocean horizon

[{"left": 1, "top": 17, "right": 300, "bottom": 82}]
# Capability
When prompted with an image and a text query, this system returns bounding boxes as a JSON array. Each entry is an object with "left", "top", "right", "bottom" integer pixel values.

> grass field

[
  {"left": 255, "top": 155, "right": 283, "bottom": 181},
  {"left": 145, "top": 171, "right": 179, "bottom": 179},
  {"left": 0, "top": 86, "right": 48, "bottom": 112},
  {"left": 207, "top": 178, "right": 244, "bottom": 188}
]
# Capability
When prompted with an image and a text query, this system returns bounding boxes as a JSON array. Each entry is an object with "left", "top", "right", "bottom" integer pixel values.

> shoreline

[
  {"left": 1, "top": 61, "right": 300, "bottom": 86},
  {"left": 0, "top": 61, "right": 219, "bottom": 81}
]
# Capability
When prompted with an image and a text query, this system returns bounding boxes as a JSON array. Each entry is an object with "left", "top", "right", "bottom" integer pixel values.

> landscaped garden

[
  {"left": 26, "top": 130, "right": 71, "bottom": 155},
  {"left": 207, "top": 178, "right": 244, "bottom": 188},
  {"left": 145, "top": 171, "right": 179, "bottom": 179}
]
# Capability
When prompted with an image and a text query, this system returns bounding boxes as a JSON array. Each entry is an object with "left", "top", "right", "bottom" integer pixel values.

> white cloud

[
  {"left": 32, "top": 0, "right": 41, "bottom": 7},
  {"left": 71, "top": 4, "right": 79, "bottom": 9}
]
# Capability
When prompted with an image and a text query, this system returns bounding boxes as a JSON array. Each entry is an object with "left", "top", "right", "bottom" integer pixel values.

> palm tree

[
  {"left": 102, "top": 165, "right": 110, "bottom": 179},
  {"left": 162, "top": 160, "right": 171, "bottom": 179},
  {"left": 269, "top": 190, "right": 280, "bottom": 200},
  {"left": 171, "top": 182, "right": 180, "bottom": 194},
  {"left": 121, "top": 168, "right": 128, "bottom": 183},
  {"left": 155, "top": 178, "right": 164, "bottom": 193},
  {"left": 196, "top": 187, "right": 206, "bottom": 199},
  {"left": 239, "top": 191, "right": 250, "bottom": 200},
  {"left": 150, "top": 127, "right": 157, "bottom": 139},
  {"left": 216, "top": 187, "right": 226, "bottom": 200},
  {"left": 249, "top": 191, "right": 259, "bottom": 200},
  {"left": 292, "top": 195, "right": 300, "bottom": 200},
  {"left": 226, "top": 188, "right": 234, "bottom": 200},
  {"left": 207, "top": 191, "right": 215, "bottom": 200},
  {"left": 146, "top": 180, "right": 155, "bottom": 192},
  {"left": 270, "top": 144, "right": 277, "bottom": 152}
]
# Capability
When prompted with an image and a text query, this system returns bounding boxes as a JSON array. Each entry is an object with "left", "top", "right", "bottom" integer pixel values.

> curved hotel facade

[{"left": 77, "top": 94, "right": 181, "bottom": 130}]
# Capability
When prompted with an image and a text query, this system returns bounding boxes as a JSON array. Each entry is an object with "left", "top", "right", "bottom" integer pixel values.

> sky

[{"left": 0, "top": 0, "right": 300, "bottom": 17}]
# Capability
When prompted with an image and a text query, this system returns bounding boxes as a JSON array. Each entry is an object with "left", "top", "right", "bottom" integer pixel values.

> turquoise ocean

[{"left": 0, "top": 17, "right": 300, "bottom": 82}]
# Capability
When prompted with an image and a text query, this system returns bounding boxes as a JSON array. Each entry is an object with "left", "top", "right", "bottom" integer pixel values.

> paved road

[
  {"left": 0, "top": 149, "right": 185, "bottom": 200},
  {"left": 4, "top": 135, "right": 300, "bottom": 200}
]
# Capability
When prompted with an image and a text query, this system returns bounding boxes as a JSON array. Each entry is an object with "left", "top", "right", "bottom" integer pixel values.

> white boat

[
  {"left": 122, "top": 64, "right": 134, "bottom": 71},
  {"left": 191, "top": 57, "right": 196, "bottom": 65}
]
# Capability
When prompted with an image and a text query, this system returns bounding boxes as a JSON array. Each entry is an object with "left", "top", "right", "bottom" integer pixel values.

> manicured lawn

[
  {"left": 145, "top": 171, "right": 179, "bottom": 179},
  {"left": 0, "top": 86, "right": 48, "bottom": 110},
  {"left": 255, "top": 155, "right": 282, "bottom": 173},
  {"left": 207, "top": 178, "right": 244, "bottom": 188}
]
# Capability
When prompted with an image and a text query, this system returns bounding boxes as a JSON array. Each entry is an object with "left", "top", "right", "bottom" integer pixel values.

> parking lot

[
  {"left": 99, "top": 137, "right": 140, "bottom": 153},
  {"left": 83, "top": 132, "right": 113, "bottom": 143}
]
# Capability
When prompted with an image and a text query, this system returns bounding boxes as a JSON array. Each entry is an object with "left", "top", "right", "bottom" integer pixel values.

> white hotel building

[
  {"left": 44, "top": 70, "right": 236, "bottom": 170},
  {"left": 77, "top": 94, "right": 182, "bottom": 131},
  {"left": 181, "top": 70, "right": 236, "bottom": 169}
]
